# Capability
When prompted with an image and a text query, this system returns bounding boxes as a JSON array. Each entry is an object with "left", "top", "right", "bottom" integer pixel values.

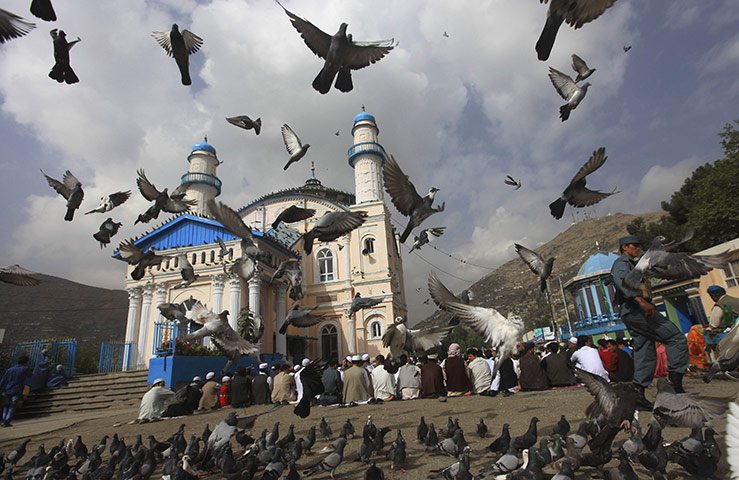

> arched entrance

[{"left": 320, "top": 323, "right": 339, "bottom": 362}]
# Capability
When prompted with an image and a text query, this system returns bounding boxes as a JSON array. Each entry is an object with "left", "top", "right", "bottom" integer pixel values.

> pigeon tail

[
  {"left": 64, "top": 206, "right": 75, "bottom": 221},
  {"left": 399, "top": 222, "right": 414, "bottom": 244},
  {"left": 283, "top": 159, "right": 295, "bottom": 171},
  {"left": 549, "top": 197, "right": 566, "bottom": 219},
  {"left": 312, "top": 65, "right": 336, "bottom": 94},
  {"left": 181, "top": 70, "right": 192, "bottom": 86},
  {"left": 31, "top": 0, "right": 57, "bottom": 21},
  {"left": 131, "top": 264, "right": 146, "bottom": 281},
  {"left": 64, "top": 66, "right": 79, "bottom": 84},
  {"left": 335, "top": 69, "right": 353, "bottom": 93},
  {"left": 254, "top": 118, "right": 262, "bottom": 135},
  {"left": 303, "top": 230, "right": 316, "bottom": 255},
  {"left": 294, "top": 395, "right": 312, "bottom": 419},
  {"left": 559, "top": 104, "right": 571, "bottom": 121},
  {"left": 535, "top": 11, "right": 563, "bottom": 61},
  {"left": 539, "top": 278, "right": 547, "bottom": 292}
]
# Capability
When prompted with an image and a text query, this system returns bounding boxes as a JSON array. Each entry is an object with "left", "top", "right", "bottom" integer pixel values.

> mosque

[{"left": 119, "top": 111, "right": 407, "bottom": 369}]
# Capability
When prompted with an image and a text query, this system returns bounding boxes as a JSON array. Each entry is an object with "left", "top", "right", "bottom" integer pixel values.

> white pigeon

[
  {"left": 726, "top": 397, "right": 739, "bottom": 478},
  {"left": 381, "top": 316, "right": 454, "bottom": 359},
  {"left": 548, "top": 67, "right": 590, "bottom": 121},
  {"left": 571, "top": 54, "right": 595, "bottom": 82},
  {"left": 281, "top": 124, "right": 310, "bottom": 171},
  {"left": 0, "top": 265, "right": 40, "bottom": 286},
  {"left": 84, "top": 190, "right": 131, "bottom": 215},
  {"left": 409, "top": 227, "right": 446, "bottom": 253}
]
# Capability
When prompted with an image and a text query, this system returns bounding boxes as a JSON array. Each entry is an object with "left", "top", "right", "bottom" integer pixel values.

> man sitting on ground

[
  {"left": 397, "top": 354, "right": 422, "bottom": 400},
  {"left": 466, "top": 348, "right": 493, "bottom": 394},
  {"left": 370, "top": 354, "right": 396, "bottom": 402},
  {"left": 540, "top": 342, "right": 575, "bottom": 387},
  {"left": 138, "top": 378, "right": 175, "bottom": 423}
]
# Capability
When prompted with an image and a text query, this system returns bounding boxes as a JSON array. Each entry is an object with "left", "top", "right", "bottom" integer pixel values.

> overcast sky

[{"left": 1, "top": 0, "right": 738, "bottom": 322}]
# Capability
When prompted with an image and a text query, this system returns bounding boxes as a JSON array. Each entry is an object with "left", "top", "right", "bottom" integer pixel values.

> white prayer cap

[
  {"left": 361, "top": 353, "right": 370, "bottom": 361},
  {"left": 351, "top": 355, "right": 362, "bottom": 362},
  {"left": 302, "top": 358, "right": 311, "bottom": 367},
  {"left": 192, "top": 376, "right": 202, "bottom": 382},
  {"left": 206, "top": 372, "right": 215, "bottom": 380},
  {"left": 294, "top": 365, "right": 301, "bottom": 371},
  {"left": 259, "top": 363, "right": 268, "bottom": 370},
  {"left": 569, "top": 337, "right": 578, "bottom": 345},
  {"left": 345, "top": 355, "right": 352, "bottom": 362},
  {"left": 153, "top": 378, "right": 165, "bottom": 386},
  {"left": 222, "top": 376, "right": 230, "bottom": 382}
]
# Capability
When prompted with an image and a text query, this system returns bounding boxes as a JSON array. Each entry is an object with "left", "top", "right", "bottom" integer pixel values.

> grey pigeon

[
  {"left": 409, "top": 227, "right": 446, "bottom": 253},
  {"left": 30, "top": 0, "right": 55, "bottom": 21},
  {"left": 85, "top": 191, "right": 131, "bottom": 215},
  {"left": 93, "top": 217, "right": 123, "bottom": 248},
  {"left": 550, "top": 458, "right": 575, "bottom": 480},
  {"left": 652, "top": 377, "right": 728, "bottom": 428},
  {"left": 278, "top": 2, "right": 396, "bottom": 94},
  {"left": 173, "top": 254, "right": 199, "bottom": 289},
  {"left": 272, "top": 205, "right": 316, "bottom": 229},
  {"left": 487, "top": 423, "right": 510, "bottom": 455},
  {"left": 383, "top": 155, "right": 445, "bottom": 243},
  {"left": 387, "top": 439, "right": 406, "bottom": 473},
  {"left": 135, "top": 169, "right": 196, "bottom": 224},
  {"left": 152, "top": 24, "right": 203, "bottom": 86},
  {"left": 349, "top": 293, "right": 383, "bottom": 316},
  {"left": 302, "top": 210, "right": 367, "bottom": 255},
  {"left": 571, "top": 54, "right": 595, "bottom": 82},
  {"left": 477, "top": 418, "right": 488, "bottom": 438},
  {"left": 536, "top": 0, "right": 619, "bottom": 61},
  {"left": 515, "top": 243, "right": 554, "bottom": 292},
  {"left": 479, "top": 440, "right": 520, "bottom": 477},
  {"left": 320, "top": 417, "right": 332, "bottom": 441},
  {"left": 303, "top": 436, "right": 346, "bottom": 479},
  {"left": 42, "top": 169, "right": 84, "bottom": 221},
  {"left": 207, "top": 199, "right": 272, "bottom": 276},
  {"left": 417, "top": 417, "right": 428, "bottom": 443},
  {"left": 280, "top": 304, "right": 324, "bottom": 335},
  {"left": 381, "top": 315, "right": 453, "bottom": 360},
  {"left": 548, "top": 67, "right": 590, "bottom": 121},
  {"left": 281, "top": 124, "right": 311, "bottom": 171},
  {"left": 364, "top": 461, "right": 384, "bottom": 480},
  {"left": 7, "top": 439, "right": 31, "bottom": 466},
  {"left": 553, "top": 415, "right": 570, "bottom": 437},
  {"left": 215, "top": 236, "right": 230, "bottom": 261},
  {"left": 549, "top": 147, "right": 618, "bottom": 219},
  {"left": 269, "top": 259, "right": 304, "bottom": 300},
  {"left": 505, "top": 175, "right": 522, "bottom": 189},
  {"left": 48, "top": 29, "right": 81, "bottom": 84},
  {"left": 357, "top": 429, "right": 375, "bottom": 463},
  {"left": 226, "top": 115, "right": 261, "bottom": 135},
  {"left": 0, "top": 9, "right": 35, "bottom": 43},
  {"left": 158, "top": 297, "right": 197, "bottom": 329},
  {"left": 0, "top": 265, "right": 40, "bottom": 286},
  {"left": 118, "top": 239, "right": 172, "bottom": 280}
]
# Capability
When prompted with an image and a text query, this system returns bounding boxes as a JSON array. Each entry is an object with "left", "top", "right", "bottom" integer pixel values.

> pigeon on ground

[
  {"left": 536, "top": 0, "right": 619, "bottom": 61},
  {"left": 479, "top": 440, "right": 520, "bottom": 477},
  {"left": 48, "top": 29, "right": 81, "bottom": 84},
  {"left": 0, "top": 265, "right": 40, "bottom": 286},
  {"left": 152, "top": 24, "right": 203, "bottom": 86},
  {"left": 408, "top": 227, "right": 446, "bottom": 253},
  {"left": 294, "top": 360, "right": 326, "bottom": 418},
  {"left": 42, "top": 169, "right": 84, "bottom": 221},
  {"left": 425, "top": 423, "right": 439, "bottom": 448},
  {"left": 428, "top": 272, "right": 524, "bottom": 378},
  {"left": 320, "top": 417, "right": 332, "bottom": 441},
  {"left": 30, "top": 0, "right": 55, "bottom": 21},
  {"left": 185, "top": 301, "right": 260, "bottom": 373},
  {"left": 301, "top": 210, "right": 367, "bottom": 255},
  {"left": 387, "top": 435, "right": 406, "bottom": 473},
  {"left": 513, "top": 417, "right": 540, "bottom": 452},
  {"left": 417, "top": 417, "right": 428, "bottom": 443},
  {"left": 515, "top": 243, "right": 555, "bottom": 292},
  {"left": 135, "top": 169, "right": 196, "bottom": 224},
  {"left": 552, "top": 415, "right": 570, "bottom": 437},
  {"left": 669, "top": 427, "right": 720, "bottom": 479},
  {"left": 549, "top": 147, "right": 617, "bottom": 219},
  {"left": 93, "top": 218, "right": 123, "bottom": 248},
  {"left": 548, "top": 67, "right": 590, "bottom": 121},
  {"left": 281, "top": 124, "right": 311, "bottom": 171},
  {"left": 173, "top": 254, "right": 199, "bottom": 289},
  {"left": 383, "top": 155, "right": 445, "bottom": 243},
  {"left": 226, "top": 116, "right": 261, "bottom": 135},
  {"left": 381, "top": 315, "right": 453, "bottom": 360},
  {"left": 364, "top": 461, "right": 384, "bottom": 480},
  {"left": 271, "top": 205, "right": 316, "bottom": 229},
  {"left": 303, "top": 437, "right": 346, "bottom": 479},
  {"left": 7, "top": 439, "right": 31, "bottom": 466},
  {"left": 85, "top": 191, "right": 131, "bottom": 215},
  {"left": 269, "top": 260, "right": 304, "bottom": 300},
  {"left": 357, "top": 429, "right": 375, "bottom": 463},
  {"left": 477, "top": 419, "right": 488, "bottom": 438},
  {"left": 207, "top": 199, "right": 272, "bottom": 271},
  {"left": 440, "top": 417, "right": 457, "bottom": 438},
  {"left": 571, "top": 54, "right": 595, "bottom": 82},
  {"left": 505, "top": 175, "right": 522, "bottom": 190},
  {"left": 278, "top": 2, "right": 396, "bottom": 94},
  {"left": 652, "top": 377, "right": 728, "bottom": 428},
  {"left": 279, "top": 304, "right": 324, "bottom": 335},
  {"left": 341, "top": 419, "right": 355, "bottom": 438},
  {"left": 488, "top": 423, "right": 511, "bottom": 455},
  {"left": 118, "top": 239, "right": 172, "bottom": 280},
  {"left": 0, "top": 9, "right": 35, "bottom": 43},
  {"left": 623, "top": 236, "right": 736, "bottom": 290}
]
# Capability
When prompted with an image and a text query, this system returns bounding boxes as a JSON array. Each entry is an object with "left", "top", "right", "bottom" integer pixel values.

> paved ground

[{"left": 0, "top": 375, "right": 735, "bottom": 479}]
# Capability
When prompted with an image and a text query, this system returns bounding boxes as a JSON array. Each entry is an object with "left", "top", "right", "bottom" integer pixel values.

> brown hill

[
  {"left": 0, "top": 274, "right": 127, "bottom": 349},
  {"left": 418, "top": 212, "right": 664, "bottom": 332}
]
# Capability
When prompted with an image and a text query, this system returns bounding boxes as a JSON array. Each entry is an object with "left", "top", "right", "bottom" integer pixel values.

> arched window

[
  {"left": 191, "top": 253, "right": 197, "bottom": 265},
  {"left": 165, "top": 259, "right": 170, "bottom": 270},
  {"left": 174, "top": 256, "right": 179, "bottom": 268},
  {"left": 228, "top": 248, "right": 234, "bottom": 260},
  {"left": 320, "top": 324, "right": 339, "bottom": 361},
  {"left": 201, "top": 252, "right": 206, "bottom": 264},
  {"left": 367, "top": 320, "right": 383, "bottom": 340},
  {"left": 363, "top": 237, "right": 375, "bottom": 254},
  {"left": 317, "top": 249, "right": 334, "bottom": 282},
  {"left": 210, "top": 250, "right": 215, "bottom": 263}
]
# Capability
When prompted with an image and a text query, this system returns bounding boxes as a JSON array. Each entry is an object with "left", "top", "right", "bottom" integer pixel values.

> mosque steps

[{"left": 17, "top": 370, "right": 150, "bottom": 419}]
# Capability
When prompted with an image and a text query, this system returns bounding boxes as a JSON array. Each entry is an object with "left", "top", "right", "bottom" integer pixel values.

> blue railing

[
  {"left": 10, "top": 340, "right": 76, "bottom": 376},
  {"left": 98, "top": 342, "right": 132, "bottom": 373},
  {"left": 153, "top": 321, "right": 203, "bottom": 357},
  {"left": 347, "top": 142, "right": 387, "bottom": 167},
  {"left": 180, "top": 172, "right": 222, "bottom": 195}
]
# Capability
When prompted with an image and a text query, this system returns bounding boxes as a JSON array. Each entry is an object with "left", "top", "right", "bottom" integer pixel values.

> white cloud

[{"left": 633, "top": 156, "right": 704, "bottom": 211}]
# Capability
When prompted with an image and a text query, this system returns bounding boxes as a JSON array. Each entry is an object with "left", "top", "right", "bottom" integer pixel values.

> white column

[
  {"left": 345, "top": 310, "right": 356, "bottom": 355},
  {"left": 275, "top": 283, "right": 288, "bottom": 356},
  {"left": 123, "top": 287, "right": 142, "bottom": 371},
  {"left": 137, "top": 284, "right": 154, "bottom": 368},
  {"left": 248, "top": 275, "right": 263, "bottom": 355},
  {"left": 342, "top": 235, "right": 351, "bottom": 282},
  {"left": 228, "top": 274, "right": 242, "bottom": 331},
  {"left": 208, "top": 274, "right": 227, "bottom": 348},
  {"left": 155, "top": 284, "right": 168, "bottom": 320}
]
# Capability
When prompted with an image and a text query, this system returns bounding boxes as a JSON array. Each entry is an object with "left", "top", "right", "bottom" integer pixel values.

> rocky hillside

[{"left": 418, "top": 212, "right": 664, "bottom": 332}]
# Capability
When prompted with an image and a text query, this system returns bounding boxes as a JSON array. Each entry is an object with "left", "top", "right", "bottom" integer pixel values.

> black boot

[
  {"left": 633, "top": 383, "right": 654, "bottom": 411},
  {"left": 668, "top": 371, "right": 686, "bottom": 393}
]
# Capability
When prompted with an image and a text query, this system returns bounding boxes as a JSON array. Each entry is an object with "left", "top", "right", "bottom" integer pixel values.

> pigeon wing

[
  {"left": 339, "top": 39, "right": 396, "bottom": 70},
  {"left": 276, "top": 205, "right": 316, "bottom": 225},
  {"left": 549, "top": 0, "right": 620, "bottom": 29},
  {"left": 383, "top": 155, "right": 423, "bottom": 216},
  {"left": 571, "top": 54, "right": 589, "bottom": 76},
  {"left": 504, "top": 176, "right": 518, "bottom": 186},
  {"left": 569, "top": 147, "right": 607, "bottom": 186},
  {"left": 514, "top": 243, "right": 546, "bottom": 276},
  {"left": 212, "top": 327, "right": 260, "bottom": 356},
  {"left": 646, "top": 252, "right": 713, "bottom": 282},
  {"left": 313, "top": 211, "right": 367, "bottom": 242},
  {"left": 407, "top": 325, "right": 454, "bottom": 352},
  {"left": 548, "top": 67, "right": 578, "bottom": 101},
  {"left": 567, "top": 186, "right": 618, "bottom": 207},
  {"left": 278, "top": 2, "right": 332, "bottom": 59},
  {"left": 208, "top": 200, "right": 254, "bottom": 241},
  {"left": 108, "top": 191, "right": 132, "bottom": 208},
  {"left": 381, "top": 323, "right": 403, "bottom": 351},
  {"left": 0, "top": 9, "right": 36, "bottom": 43},
  {"left": 290, "top": 312, "right": 324, "bottom": 328},
  {"left": 0, "top": 265, "right": 40, "bottom": 286},
  {"left": 163, "top": 194, "right": 197, "bottom": 214},
  {"left": 181, "top": 29, "right": 203, "bottom": 55},
  {"left": 576, "top": 368, "right": 618, "bottom": 421},
  {"left": 726, "top": 400, "right": 739, "bottom": 476},
  {"left": 425, "top": 227, "right": 446, "bottom": 242},
  {"left": 42, "top": 170, "right": 71, "bottom": 199},
  {"left": 62, "top": 170, "right": 82, "bottom": 190},
  {"left": 117, "top": 240, "right": 147, "bottom": 265},
  {"left": 152, "top": 30, "right": 174, "bottom": 56},
  {"left": 136, "top": 169, "right": 163, "bottom": 201},
  {"left": 281, "top": 124, "right": 303, "bottom": 155},
  {"left": 177, "top": 254, "right": 194, "bottom": 272},
  {"left": 427, "top": 271, "right": 462, "bottom": 308}
]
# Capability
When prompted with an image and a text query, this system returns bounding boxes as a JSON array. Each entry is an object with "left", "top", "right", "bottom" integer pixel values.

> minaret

[
  {"left": 348, "top": 109, "right": 386, "bottom": 204},
  {"left": 181, "top": 136, "right": 222, "bottom": 216}
]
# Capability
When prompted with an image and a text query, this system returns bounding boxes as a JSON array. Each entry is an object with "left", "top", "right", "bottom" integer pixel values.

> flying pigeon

[
  {"left": 348, "top": 292, "right": 383, "bottom": 316},
  {"left": 281, "top": 124, "right": 311, "bottom": 171},
  {"left": 504, "top": 175, "right": 522, "bottom": 189},
  {"left": 381, "top": 315, "right": 453, "bottom": 359},
  {"left": 514, "top": 243, "right": 555, "bottom": 292},
  {"left": 135, "top": 169, "right": 196, "bottom": 224},
  {"left": 215, "top": 236, "right": 230, "bottom": 261},
  {"left": 334, "top": 130, "right": 340, "bottom": 136},
  {"left": 623, "top": 236, "right": 735, "bottom": 290},
  {"left": 48, "top": 29, "right": 81, "bottom": 84},
  {"left": 443, "top": 31, "right": 449, "bottom": 38},
  {"left": 623, "top": 45, "right": 631, "bottom": 52},
  {"left": 571, "top": 54, "right": 595, "bottom": 82},
  {"left": 549, "top": 147, "right": 618, "bottom": 219},
  {"left": 294, "top": 359, "right": 326, "bottom": 418},
  {"left": 302, "top": 210, "right": 367, "bottom": 255},
  {"left": 279, "top": 304, "right": 324, "bottom": 335},
  {"left": 93, "top": 217, "right": 123, "bottom": 248},
  {"left": 576, "top": 368, "right": 639, "bottom": 433},
  {"left": 278, "top": 2, "right": 396, "bottom": 94},
  {"left": 652, "top": 377, "right": 729, "bottom": 428},
  {"left": 548, "top": 67, "right": 590, "bottom": 121},
  {"left": 118, "top": 239, "right": 172, "bottom": 280},
  {"left": 383, "top": 155, "right": 445, "bottom": 243},
  {"left": 0, "top": 9, "right": 36, "bottom": 43},
  {"left": 173, "top": 254, "right": 199, "bottom": 289},
  {"left": 428, "top": 272, "right": 524, "bottom": 378},
  {"left": 536, "top": 0, "right": 619, "bottom": 61},
  {"left": 662, "top": 228, "right": 694, "bottom": 251},
  {"left": 408, "top": 227, "right": 446, "bottom": 253},
  {"left": 0, "top": 265, "right": 40, "bottom": 286},
  {"left": 41, "top": 169, "right": 84, "bottom": 221},
  {"left": 269, "top": 259, "right": 304, "bottom": 300},
  {"left": 207, "top": 200, "right": 272, "bottom": 268},
  {"left": 85, "top": 190, "right": 132, "bottom": 215},
  {"left": 185, "top": 301, "right": 260, "bottom": 373},
  {"left": 152, "top": 24, "right": 203, "bottom": 86},
  {"left": 30, "top": 0, "right": 55, "bottom": 21},
  {"left": 272, "top": 205, "right": 316, "bottom": 229},
  {"left": 158, "top": 297, "right": 197, "bottom": 329},
  {"left": 226, "top": 115, "right": 261, "bottom": 135}
]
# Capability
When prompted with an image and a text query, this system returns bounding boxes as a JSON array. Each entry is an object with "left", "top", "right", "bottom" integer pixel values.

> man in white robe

[
  {"left": 370, "top": 354, "right": 396, "bottom": 402},
  {"left": 138, "top": 378, "right": 175, "bottom": 422}
]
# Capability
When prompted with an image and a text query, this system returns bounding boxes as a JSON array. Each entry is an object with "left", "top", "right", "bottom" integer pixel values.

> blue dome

[
  {"left": 353, "top": 111, "right": 376, "bottom": 124},
  {"left": 192, "top": 140, "right": 216, "bottom": 155},
  {"left": 577, "top": 252, "right": 619, "bottom": 276}
]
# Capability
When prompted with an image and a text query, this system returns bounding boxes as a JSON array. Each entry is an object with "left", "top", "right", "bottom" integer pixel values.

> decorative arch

[
  {"left": 363, "top": 311, "right": 387, "bottom": 341},
  {"left": 318, "top": 319, "right": 342, "bottom": 362}
]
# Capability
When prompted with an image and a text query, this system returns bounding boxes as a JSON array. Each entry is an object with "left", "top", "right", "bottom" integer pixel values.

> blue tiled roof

[
  {"left": 353, "top": 111, "right": 376, "bottom": 124},
  {"left": 577, "top": 252, "right": 619, "bottom": 276},
  {"left": 192, "top": 141, "right": 216, "bottom": 155}
]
